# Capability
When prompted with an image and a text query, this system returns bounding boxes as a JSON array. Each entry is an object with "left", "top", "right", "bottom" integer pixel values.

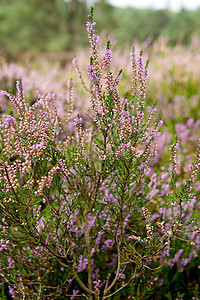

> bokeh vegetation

[{"left": 1, "top": 0, "right": 200, "bottom": 56}]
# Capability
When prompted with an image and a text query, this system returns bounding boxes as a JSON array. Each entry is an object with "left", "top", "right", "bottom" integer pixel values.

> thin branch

[
  {"left": 103, "top": 267, "right": 140, "bottom": 300},
  {"left": 71, "top": 266, "right": 96, "bottom": 296},
  {"left": 103, "top": 240, "right": 121, "bottom": 295}
]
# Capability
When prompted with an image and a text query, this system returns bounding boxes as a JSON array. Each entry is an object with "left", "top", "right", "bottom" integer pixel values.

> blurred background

[
  {"left": 1, "top": 0, "right": 200, "bottom": 60},
  {"left": 1, "top": 0, "right": 200, "bottom": 127}
]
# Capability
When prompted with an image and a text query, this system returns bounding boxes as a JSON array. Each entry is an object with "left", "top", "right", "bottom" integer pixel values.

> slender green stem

[{"left": 83, "top": 211, "right": 93, "bottom": 298}]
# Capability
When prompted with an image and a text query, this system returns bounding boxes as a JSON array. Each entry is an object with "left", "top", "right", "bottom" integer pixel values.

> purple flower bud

[
  {"left": 5, "top": 115, "right": 16, "bottom": 127},
  {"left": 72, "top": 57, "right": 78, "bottom": 68},
  {"left": 74, "top": 117, "right": 82, "bottom": 125},
  {"left": 157, "top": 120, "right": 163, "bottom": 127}
]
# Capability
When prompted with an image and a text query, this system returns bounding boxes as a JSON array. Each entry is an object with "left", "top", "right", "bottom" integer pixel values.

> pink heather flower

[
  {"left": 5, "top": 115, "right": 15, "bottom": 128},
  {"left": 172, "top": 249, "right": 184, "bottom": 264},
  {"left": 103, "top": 48, "right": 112, "bottom": 69},
  {"left": 94, "top": 34, "right": 99, "bottom": 44},
  {"left": 87, "top": 64, "right": 100, "bottom": 86},
  {"left": 74, "top": 117, "right": 82, "bottom": 125},
  {"left": 175, "top": 123, "right": 186, "bottom": 131},
  {"left": 86, "top": 21, "right": 96, "bottom": 33},
  {"left": 157, "top": 120, "right": 163, "bottom": 127},
  {"left": 8, "top": 286, "right": 15, "bottom": 297},
  {"left": 29, "top": 141, "right": 44, "bottom": 151},
  {"left": 169, "top": 140, "right": 179, "bottom": 151},
  {"left": 71, "top": 290, "right": 80, "bottom": 300},
  {"left": 30, "top": 98, "right": 43, "bottom": 111},
  {"left": 93, "top": 279, "right": 101, "bottom": 288},
  {"left": 72, "top": 57, "right": 78, "bottom": 68},
  {"left": 68, "top": 80, "right": 73, "bottom": 88},
  {"left": 187, "top": 118, "right": 194, "bottom": 127},
  {"left": 114, "top": 72, "right": 122, "bottom": 87},
  {"left": 16, "top": 80, "right": 23, "bottom": 90},
  {"left": 137, "top": 54, "right": 144, "bottom": 78},
  {"left": 145, "top": 68, "right": 149, "bottom": 78}
]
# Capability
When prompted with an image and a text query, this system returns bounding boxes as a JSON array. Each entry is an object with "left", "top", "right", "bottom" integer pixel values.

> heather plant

[{"left": 0, "top": 8, "right": 199, "bottom": 300}]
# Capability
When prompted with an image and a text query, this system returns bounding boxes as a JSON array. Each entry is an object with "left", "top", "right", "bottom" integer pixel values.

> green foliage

[
  {"left": 1, "top": 0, "right": 200, "bottom": 55},
  {"left": 0, "top": 0, "right": 88, "bottom": 53}
]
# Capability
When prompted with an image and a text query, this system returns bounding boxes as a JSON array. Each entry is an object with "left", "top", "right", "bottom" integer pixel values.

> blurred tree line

[{"left": 0, "top": 0, "right": 200, "bottom": 55}]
